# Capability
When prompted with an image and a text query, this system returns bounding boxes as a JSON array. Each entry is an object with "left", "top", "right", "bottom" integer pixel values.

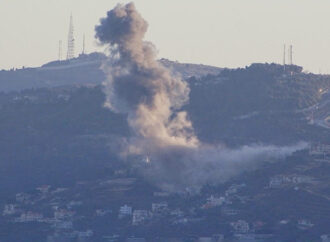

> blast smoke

[{"left": 95, "top": 3, "right": 308, "bottom": 192}]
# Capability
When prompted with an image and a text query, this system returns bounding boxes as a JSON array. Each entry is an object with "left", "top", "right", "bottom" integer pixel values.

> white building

[
  {"left": 297, "top": 219, "right": 314, "bottom": 230},
  {"left": 152, "top": 202, "right": 168, "bottom": 213},
  {"left": 321, "top": 235, "right": 330, "bottom": 242},
  {"left": 132, "top": 210, "right": 150, "bottom": 225},
  {"left": 202, "top": 196, "right": 225, "bottom": 209},
  {"left": 3, "top": 204, "right": 17, "bottom": 216},
  {"left": 119, "top": 205, "right": 132, "bottom": 218},
  {"left": 54, "top": 209, "right": 75, "bottom": 220},
  {"left": 16, "top": 211, "right": 43, "bottom": 223},
  {"left": 52, "top": 221, "right": 73, "bottom": 229},
  {"left": 230, "top": 220, "right": 250, "bottom": 234}
]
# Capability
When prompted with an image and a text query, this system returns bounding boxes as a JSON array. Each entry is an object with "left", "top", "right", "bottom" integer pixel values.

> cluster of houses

[
  {"left": 1, "top": 175, "right": 327, "bottom": 242},
  {"left": 309, "top": 143, "right": 330, "bottom": 161},
  {"left": 269, "top": 174, "right": 315, "bottom": 188}
]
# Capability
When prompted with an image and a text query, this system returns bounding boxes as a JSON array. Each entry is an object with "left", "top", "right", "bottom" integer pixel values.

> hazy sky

[{"left": 1, "top": 0, "right": 330, "bottom": 73}]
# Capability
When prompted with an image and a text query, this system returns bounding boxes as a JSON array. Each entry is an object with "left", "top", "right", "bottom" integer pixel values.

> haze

[{"left": 1, "top": 0, "right": 330, "bottom": 73}]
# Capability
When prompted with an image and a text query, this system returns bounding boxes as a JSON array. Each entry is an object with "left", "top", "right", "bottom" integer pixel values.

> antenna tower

[
  {"left": 283, "top": 44, "right": 286, "bottom": 71},
  {"left": 289, "top": 45, "right": 293, "bottom": 65},
  {"left": 66, "top": 14, "right": 75, "bottom": 60},
  {"left": 58, "top": 40, "right": 63, "bottom": 61},
  {"left": 82, "top": 34, "right": 86, "bottom": 54}
]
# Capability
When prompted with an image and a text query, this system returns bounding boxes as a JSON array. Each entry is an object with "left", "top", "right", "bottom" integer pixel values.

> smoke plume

[{"left": 95, "top": 3, "right": 307, "bottom": 192}]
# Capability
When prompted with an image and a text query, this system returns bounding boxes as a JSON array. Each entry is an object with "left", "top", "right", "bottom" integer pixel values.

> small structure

[
  {"left": 231, "top": 220, "right": 250, "bottom": 234},
  {"left": 119, "top": 205, "right": 132, "bottom": 218},
  {"left": 16, "top": 193, "right": 31, "bottom": 203},
  {"left": 54, "top": 209, "right": 75, "bottom": 220},
  {"left": 36, "top": 185, "right": 51, "bottom": 193},
  {"left": 297, "top": 219, "right": 314, "bottom": 230},
  {"left": 52, "top": 220, "right": 73, "bottom": 230},
  {"left": 3, "top": 204, "right": 17, "bottom": 216},
  {"left": 225, "top": 184, "right": 246, "bottom": 197},
  {"left": 152, "top": 202, "right": 168, "bottom": 213},
  {"left": 202, "top": 195, "right": 225, "bottom": 209},
  {"left": 132, "top": 210, "right": 150, "bottom": 225},
  {"left": 126, "top": 238, "right": 146, "bottom": 242},
  {"left": 153, "top": 192, "right": 170, "bottom": 197},
  {"left": 321, "top": 235, "right": 330, "bottom": 242},
  {"left": 222, "top": 207, "right": 239, "bottom": 216},
  {"left": 96, "top": 209, "right": 112, "bottom": 216},
  {"left": 198, "top": 236, "right": 224, "bottom": 242},
  {"left": 15, "top": 211, "right": 43, "bottom": 223},
  {"left": 76, "top": 230, "right": 94, "bottom": 239},
  {"left": 269, "top": 175, "right": 314, "bottom": 188}
]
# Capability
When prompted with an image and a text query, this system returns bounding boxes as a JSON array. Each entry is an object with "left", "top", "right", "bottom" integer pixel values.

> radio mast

[{"left": 66, "top": 14, "right": 75, "bottom": 60}]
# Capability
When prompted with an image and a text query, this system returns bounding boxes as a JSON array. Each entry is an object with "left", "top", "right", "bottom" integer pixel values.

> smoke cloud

[{"left": 95, "top": 3, "right": 308, "bottom": 192}]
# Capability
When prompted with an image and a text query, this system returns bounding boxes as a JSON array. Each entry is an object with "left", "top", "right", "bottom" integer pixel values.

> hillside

[
  {"left": 0, "top": 62, "right": 329, "bottom": 241},
  {"left": 0, "top": 53, "right": 222, "bottom": 92}
]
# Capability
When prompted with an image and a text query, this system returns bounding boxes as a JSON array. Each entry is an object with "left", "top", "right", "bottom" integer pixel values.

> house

[
  {"left": 321, "top": 235, "right": 330, "bottom": 242},
  {"left": 96, "top": 209, "right": 112, "bottom": 216},
  {"left": 234, "top": 234, "right": 273, "bottom": 242},
  {"left": 198, "top": 236, "right": 224, "bottom": 242},
  {"left": 76, "top": 230, "right": 94, "bottom": 238},
  {"left": 54, "top": 209, "right": 75, "bottom": 220},
  {"left": 15, "top": 193, "right": 31, "bottom": 203},
  {"left": 231, "top": 220, "right": 250, "bottom": 234},
  {"left": 222, "top": 207, "right": 239, "bottom": 216},
  {"left": 152, "top": 202, "right": 168, "bottom": 213},
  {"left": 36, "top": 185, "right": 51, "bottom": 193},
  {"left": 52, "top": 221, "right": 73, "bottom": 229},
  {"left": 119, "top": 205, "right": 132, "bottom": 218},
  {"left": 297, "top": 219, "right": 314, "bottom": 230},
  {"left": 225, "top": 184, "right": 246, "bottom": 197},
  {"left": 126, "top": 238, "right": 146, "bottom": 242},
  {"left": 3, "top": 204, "right": 17, "bottom": 216},
  {"left": 202, "top": 195, "right": 225, "bottom": 209},
  {"left": 132, "top": 210, "right": 150, "bottom": 225},
  {"left": 66, "top": 201, "right": 82, "bottom": 209},
  {"left": 153, "top": 191, "right": 170, "bottom": 197},
  {"left": 269, "top": 175, "right": 314, "bottom": 188},
  {"left": 15, "top": 211, "right": 43, "bottom": 222},
  {"left": 170, "top": 209, "right": 184, "bottom": 218}
]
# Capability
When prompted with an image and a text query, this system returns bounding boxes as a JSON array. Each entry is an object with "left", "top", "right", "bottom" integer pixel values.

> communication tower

[
  {"left": 66, "top": 14, "right": 75, "bottom": 60},
  {"left": 58, "top": 40, "right": 63, "bottom": 61},
  {"left": 289, "top": 45, "right": 293, "bottom": 65}
]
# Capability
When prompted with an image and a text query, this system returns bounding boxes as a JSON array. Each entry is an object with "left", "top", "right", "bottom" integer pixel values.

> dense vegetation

[{"left": 0, "top": 63, "right": 329, "bottom": 197}]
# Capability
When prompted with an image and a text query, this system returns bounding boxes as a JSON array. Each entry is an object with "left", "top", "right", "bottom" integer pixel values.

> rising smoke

[{"left": 95, "top": 3, "right": 308, "bottom": 192}]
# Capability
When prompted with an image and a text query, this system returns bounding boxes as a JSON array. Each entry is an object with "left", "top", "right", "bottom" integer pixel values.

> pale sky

[{"left": 1, "top": 0, "right": 330, "bottom": 73}]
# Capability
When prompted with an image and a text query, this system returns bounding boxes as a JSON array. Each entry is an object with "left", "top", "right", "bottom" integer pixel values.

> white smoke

[{"left": 95, "top": 3, "right": 308, "bottom": 192}]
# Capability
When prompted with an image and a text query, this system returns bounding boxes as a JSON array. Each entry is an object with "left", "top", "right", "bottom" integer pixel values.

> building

[
  {"left": 231, "top": 220, "right": 250, "bottom": 234},
  {"left": 119, "top": 205, "right": 132, "bottom": 218},
  {"left": 321, "top": 235, "right": 330, "bottom": 242},
  {"left": 297, "top": 219, "right": 314, "bottom": 230},
  {"left": 269, "top": 175, "right": 314, "bottom": 188},
  {"left": 234, "top": 234, "right": 273, "bottom": 242},
  {"left": 54, "top": 209, "right": 75, "bottom": 220},
  {"left": 15, "top": 211, "right": 43, "bottom": 223},
  {"left": 52, "top": 220, "right": 73, "bottom": 229},
  {"left": 15, "top": 193, "right": 31, "bottom": 203},
  {"left": 3, "top": 204, "right": 17, "bottom": 216},
  {"left": 153, "top": 191, "right": 170, "bottom": 197},
  {"left": 126, "top": 238, "right": 146, "bottom": 242},
  {"left": 36, "top": 185, "right": 51, "bottom": 193},
  {"left": 132, "top": 210, "right": 150, "bottom": 225},
  {"left": 202, "top": 195, "right": 225, "bottom": 209},
  {"left": 197, "top": 235, "right": 224, "bottom": 242},
  {"left": 152, "top": 202, "right": 168, "bottom": 213}
]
